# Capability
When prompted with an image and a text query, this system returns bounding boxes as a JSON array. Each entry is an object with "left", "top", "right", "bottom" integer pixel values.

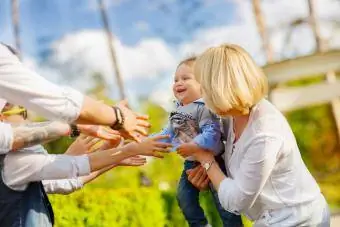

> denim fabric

[
  {"left": 177, "top": 160, "right": 243, "bottom": 227},
  {"left": 0, "top": 155, "right": 53, "bottom": 227}
]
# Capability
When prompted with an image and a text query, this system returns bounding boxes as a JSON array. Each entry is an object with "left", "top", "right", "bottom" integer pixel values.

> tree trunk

[
  {"left": 97, "top": 0, "right": 125, "bottom": 100},
  {"left": 252, "top": 0, "right": 273, "bottom": 63},
  {"left": 307, "top": 0, "right": 340, "bottom": 144},
  {"left": 11, "top": 0, "right": 21, "bottom": 59}
]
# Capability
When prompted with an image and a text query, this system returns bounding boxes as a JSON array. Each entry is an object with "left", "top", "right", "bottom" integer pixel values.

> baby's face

[{"left": 173, "top": 63, "right": 201, "bottom": 105}]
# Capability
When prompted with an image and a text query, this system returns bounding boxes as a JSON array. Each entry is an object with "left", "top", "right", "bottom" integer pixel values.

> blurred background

[{"left": 1, "top": 0, "right": 340, "bottom": 226}]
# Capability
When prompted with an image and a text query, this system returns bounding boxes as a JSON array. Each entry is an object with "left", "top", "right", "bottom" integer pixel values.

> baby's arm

[{"left": 192, "top": 105, "right": 222, "bottom": 155}]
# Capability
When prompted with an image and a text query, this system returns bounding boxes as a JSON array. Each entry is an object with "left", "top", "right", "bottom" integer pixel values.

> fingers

[
  {"left": 151, "top": 152, "right": 164, "bottom": 159},
  {"left": 199, "top": 178, "right": 210, "bottom": 190},
  {"left": 154, "top": 141, "right": 172, "bottom": 148},
  {"left": 136, "top": 114, "right": 149, "bottom": 121},
  {"left": 87, "top": 138, "right": 101, "bottom": 148},
  {"left": 117, "top": 99, "right": 128, "bottom": 107},
  {"left": 135, "top": 126, "right": 149, "bottom": 136},
  {"left": 190, "top": 166, "right": 205, "bottom": 184},
  {"left": 128, "top": 132, "right": 143, "bottom": 143},
  {"left": 187, "top": 166, "right": 201, "bottom": 181},
  {"left": 154, "top": 147, "right": 171, "bottom": 153},
  {"left": 151, "top": 135, "right": 170, "bottom": 141}
]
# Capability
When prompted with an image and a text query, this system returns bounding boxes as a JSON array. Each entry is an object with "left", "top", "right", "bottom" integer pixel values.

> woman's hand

[
  {"left": 177, "top": 143, "right": 214, "bottom": 163},
  {"left": 186, "top": 165, "right": 210, "bottom": 191},
  {"left": 65, "top": 135, "right": 100, "bottom": 155},
  {"left": 118, "top": 155, "right": 147, "bottom": 167},
  {"left": 116, "top": 100, "right": 151, "bottom": 142},
  {"left": 125, "top": 135, "right": 172, "bottom": 158},
  {"left": 77, "top": 124, "right": 121, "bottom": 141}
]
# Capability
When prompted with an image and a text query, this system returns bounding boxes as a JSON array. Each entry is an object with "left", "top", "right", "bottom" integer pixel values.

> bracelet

[
  {"left": 70, "top": 124, "right": 80, "bottom": 138},
  {"left": 111, "top": 106, "right": 125, "bottom": 130},
  {"left": 202, "top": 159, "right": 215, "bottom": 172}
]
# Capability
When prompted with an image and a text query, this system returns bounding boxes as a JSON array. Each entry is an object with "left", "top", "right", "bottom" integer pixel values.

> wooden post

[
  {"left": 97, "top": 0, "right": 126, "bottom": 100},
  {"left": 252, "top": 0, "right": 273, "bottom": 63},
  {"left": 252, "top": 0, "right": 275, "bottom": 101},
  {"left": 307, "top": 0, "right": 340, "bottom": 143},
  {"left": 11, "top": 0, "right": 21, "bottom": 59}
]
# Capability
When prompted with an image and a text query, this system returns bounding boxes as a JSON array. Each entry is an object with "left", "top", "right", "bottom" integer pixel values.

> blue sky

[{"left": 0, "top": 0, "right": 235, "bottom": 58}]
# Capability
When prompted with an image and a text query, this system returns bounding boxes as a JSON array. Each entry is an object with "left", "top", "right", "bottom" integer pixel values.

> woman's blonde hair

[{"left": 194, "top": 44, "right": 268, "bottom": 115}]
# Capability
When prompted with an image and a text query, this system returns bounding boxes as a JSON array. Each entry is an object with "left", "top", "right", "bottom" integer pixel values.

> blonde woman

[{"left": 177, "top": 44, "right": 330, "bottom": 226}]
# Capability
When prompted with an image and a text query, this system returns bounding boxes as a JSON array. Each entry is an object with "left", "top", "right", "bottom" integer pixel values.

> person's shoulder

[{"left": 250, "top": 99, "right": 288, "bottom": 136}]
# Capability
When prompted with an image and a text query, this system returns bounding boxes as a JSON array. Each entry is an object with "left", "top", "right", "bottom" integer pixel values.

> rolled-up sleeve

[
  {"left": 3, "top": 152, "right": 91, "bottom": 191},
  {"left": 43, "top": 178, "right": 84, "bottom": 195},
  {"left": 0, "top": 122, "right": 13, "bottom": 154},
  {"left": 217, "top": 134, "right": 283, "bottom": 214},
  {"left": 0, "top": 44, "right": 83, "bottom": 123}
]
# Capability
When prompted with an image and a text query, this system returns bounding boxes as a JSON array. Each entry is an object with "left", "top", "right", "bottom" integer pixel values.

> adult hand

[
  {"left": 125, "top": 135, "right": 172, "bottom": 158},
  {"left": 77, "top": 124, "right": 121, "bottom": 141},
  {"left": 116, "top": 100, "right": 151, "bottom": 142},
  {"left": 177, "top": 143, "right": 214, "bottom": 163},
  {"left": 177, "top": 142, "right": 200, "bottom": 158},
  {"left": 65, "top": 135, "right": 100, "bottom": 155},
  {"left": 186, "top": 165, "right": 210, "bottom": 191},
  {"left": 118, "top": 155, "right": 147, "bottom": 167}
]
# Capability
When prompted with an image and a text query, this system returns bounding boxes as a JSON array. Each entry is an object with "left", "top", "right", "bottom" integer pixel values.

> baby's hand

[{"left": 177, "top": 142, "right": 200, "bottom": 158}]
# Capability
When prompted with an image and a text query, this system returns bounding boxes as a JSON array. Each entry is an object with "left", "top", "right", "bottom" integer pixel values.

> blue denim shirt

[{"left": 154, "top": 99, "right": 222, "bottom": 155}]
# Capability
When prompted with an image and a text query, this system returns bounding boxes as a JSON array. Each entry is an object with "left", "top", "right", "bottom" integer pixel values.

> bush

[
  {"left": 49, "top": 188, "right": 253, "bottom": 227},
  {"left": 49, "top": 188, "right": 167, "bottom": 227}
]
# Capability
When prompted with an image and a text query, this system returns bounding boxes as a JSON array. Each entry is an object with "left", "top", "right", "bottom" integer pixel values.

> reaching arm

[
  {"left": 43, "top": 165, "right": 114, "bottom": 195},
  {"left": 0, "top": 44, "right": 131, "bottom": 129},
  {"left": 11, "top": 121, "right": 70, "bottom": 151},
  {"left": 206, "top": 135, "right": 283, "bottom": 214}
]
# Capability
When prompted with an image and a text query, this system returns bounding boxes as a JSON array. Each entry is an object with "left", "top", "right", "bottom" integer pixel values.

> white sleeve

[
  {"left": 217, "top": 134, "right": 283, "bottom": 214},
  {"left": 0, "top": 123, "right": 13, "bottom": 154},
  {"left": 2, "top": 152, "right": 91, "bottom": 191},
  {"left": 0, "top": 44, "right": 84, "bottom": 123},
  {"left": 42, "top": 178, "right": 84, "bottom": 195}
]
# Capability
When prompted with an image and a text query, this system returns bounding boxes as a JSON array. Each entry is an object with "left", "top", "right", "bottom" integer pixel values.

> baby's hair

[{"left": 177, "top": 55, "right": 197, "bottom": 69}]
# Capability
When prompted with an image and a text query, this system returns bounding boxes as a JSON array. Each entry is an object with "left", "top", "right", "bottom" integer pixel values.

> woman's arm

[
  {"left": 0, "top": 45, "right": 149, "bottom": 142},
  {"left": 3, "top": 135, "right": 170, "bottom": 191},
  {"left": 185, "top": 134, "right": 283, "bottom": 214},
  {"left": 43, "top": 156, "right": 147, "bottom": 194}
]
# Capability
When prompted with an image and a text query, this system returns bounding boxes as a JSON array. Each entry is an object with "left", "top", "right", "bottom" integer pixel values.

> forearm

[
  {"left": 80, "top": 165, "right": 116, "bottom": 184},
  {"left": 76, "top": 96, "right": 116, "bottom": 125},
  {"left": 87, "top": 145, "right": 134, "bottom": 171},
  {"left": 206, "top": 162, "right": 227, "bottom": 190},
  {"left": 11, "top": 121, "right": 70, "bottom": 150}
]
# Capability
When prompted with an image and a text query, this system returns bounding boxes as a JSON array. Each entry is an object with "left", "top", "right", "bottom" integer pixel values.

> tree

[
  {"left": 11, "top": 0, "right": 21, "bottom": 59},
  {"left": 252, "top": 0, "right": 274, "bottom": 63},
  {"left": 97, "top": 0, "right": 126, "bottom": 100}
]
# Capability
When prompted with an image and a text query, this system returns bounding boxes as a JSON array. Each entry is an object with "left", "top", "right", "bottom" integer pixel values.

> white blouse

[{"left": 217, "top": 99, "right": 321, "bottom": 221}]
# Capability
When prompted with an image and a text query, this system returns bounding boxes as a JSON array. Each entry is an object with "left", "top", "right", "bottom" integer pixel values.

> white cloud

[{"left": 49, "top": 30, "right": 176, "bottom": 86}]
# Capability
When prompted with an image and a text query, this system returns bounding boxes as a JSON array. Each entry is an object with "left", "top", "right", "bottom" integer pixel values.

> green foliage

[
  {"left": 49, "top": 188, "right": 167, "bottom": 227},
  {"left": 49, "top": 188, "right": 252, "bottom": 227}
]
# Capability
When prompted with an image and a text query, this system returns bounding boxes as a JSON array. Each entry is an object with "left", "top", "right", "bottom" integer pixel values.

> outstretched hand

[
  {"left": 118, "top": 155, "right": 147, "bottom": 167},
  {"left": 65, "top": 135, "right": 100, "bottom": 155},
  {"left": 116, "top": 100, "right": 151, "bottom": 142},
  {"left": 77, "top": 124, "right": 121, "bottom": 141},
  {"left": 125, "top": 135, "right": 172, "bottom": 158}
]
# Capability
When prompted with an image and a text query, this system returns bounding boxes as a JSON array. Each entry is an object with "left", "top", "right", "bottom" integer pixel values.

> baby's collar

[{"left": 175, "top": 98, "right": 204, "bottom": 107}]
